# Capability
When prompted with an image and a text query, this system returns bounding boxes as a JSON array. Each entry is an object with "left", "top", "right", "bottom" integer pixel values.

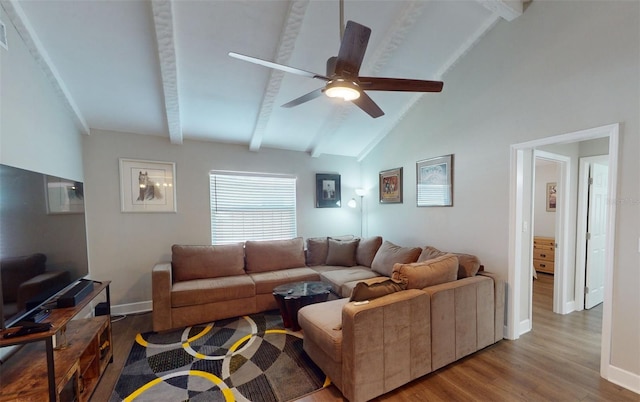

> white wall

[
  {"left": 360, "top": 0, "right": 639, "bottom": 379},
  {"left": 534, "top": 162, "right": 557, "bottom": 238},
  {"left": 82, "top": 130, "right": 361, "bottom": 310},
  {"left": 0, "top": 7, "right": 84, "bottom": 180}
]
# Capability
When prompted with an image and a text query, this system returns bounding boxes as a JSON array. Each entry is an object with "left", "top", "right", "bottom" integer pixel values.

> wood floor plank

[{"left": 88, "top": 273, "right": 638, "bottom": 401}]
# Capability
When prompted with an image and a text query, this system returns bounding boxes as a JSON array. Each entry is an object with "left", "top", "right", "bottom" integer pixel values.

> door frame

[
  {"left": 575, "top": 155, "right": 609, "bottom": 311},
  {"left": 533, "top": 150, "right": 572, "bottom": 315},
  {"left": 508, "top": 123, "right": 619, "bottom": 380}
]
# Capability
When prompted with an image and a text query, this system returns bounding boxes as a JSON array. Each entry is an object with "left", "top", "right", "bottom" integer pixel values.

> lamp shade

[{"left": 347, "top": 198, "right": 357, "bottom": 208}]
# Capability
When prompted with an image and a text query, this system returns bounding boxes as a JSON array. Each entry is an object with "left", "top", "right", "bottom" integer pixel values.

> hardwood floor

[{"left": 91, "top": 274, "right": 637, "bottom": 401}]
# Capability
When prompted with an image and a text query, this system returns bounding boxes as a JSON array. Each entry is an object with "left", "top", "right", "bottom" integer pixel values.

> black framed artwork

[{"left": 315, "top": 174, "right": 341, "bottom": 208}]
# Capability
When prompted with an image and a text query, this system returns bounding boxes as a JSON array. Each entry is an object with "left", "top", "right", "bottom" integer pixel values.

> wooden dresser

[{"left": 533, "top": 236, "right": 555, "bottom": 274}]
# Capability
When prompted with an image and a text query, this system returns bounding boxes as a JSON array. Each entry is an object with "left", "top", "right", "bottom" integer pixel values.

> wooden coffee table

[{"left": 273, "top": 281, "right": 332, "bottom": 331}]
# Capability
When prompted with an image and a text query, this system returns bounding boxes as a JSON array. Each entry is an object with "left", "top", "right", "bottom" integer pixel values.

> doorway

[{"left": 508, "top": 123, "right": 619, "bottom": 379}]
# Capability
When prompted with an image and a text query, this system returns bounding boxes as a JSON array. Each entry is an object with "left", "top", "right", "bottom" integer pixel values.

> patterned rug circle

[{"left": 110, "top": 312, "right": 329, "bottom": 401}]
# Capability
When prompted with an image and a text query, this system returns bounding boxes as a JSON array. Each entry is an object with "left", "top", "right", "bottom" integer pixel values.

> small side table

[{"left": 273, "top": 281, "right": 332, "bottom": 331}]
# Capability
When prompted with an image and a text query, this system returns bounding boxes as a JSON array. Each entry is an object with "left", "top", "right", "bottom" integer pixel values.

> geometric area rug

[{"left": 109, "top": 311, "right": 329, "bottom": 402}]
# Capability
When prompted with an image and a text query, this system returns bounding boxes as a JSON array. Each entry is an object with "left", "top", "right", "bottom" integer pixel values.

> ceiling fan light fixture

[{"left": 325, "top": 79, "right": 361, "bottom": 101}]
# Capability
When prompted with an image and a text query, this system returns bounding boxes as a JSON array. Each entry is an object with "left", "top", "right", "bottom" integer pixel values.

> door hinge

[
  {"left": 585, "top": 286, "right": 590, "bottom": 294},
  {"left": 588, "top": 177, "right": 594, "bottom": 185},
  {"left": 586, "top": 232, "right": 591, "bottom": 241}
]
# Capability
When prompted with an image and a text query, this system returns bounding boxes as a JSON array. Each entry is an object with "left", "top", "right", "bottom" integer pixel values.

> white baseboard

[
  {"left": 519, "top": 318, "right": 531, "bottom": 335},
  {"left": 607, "top": 364, "right": 640, "bottom": 395},
  {"left": 111, "top": 300, "right": 152, "bottom": 316}
]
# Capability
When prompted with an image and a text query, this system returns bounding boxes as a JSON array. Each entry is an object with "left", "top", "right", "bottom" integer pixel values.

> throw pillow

[
  {"left": 370, "top": 241, "right": 422, "bottom": 277},
  {"left": 418, "top": 246, "right": 481, "bottom": 279},
  {"left": 391, "top": 254, "right": 458, "bottom": 289},
  {"left": 350, "top": 277, "right": 406, "bottom": 302},
  {"left": 356, "top": 236, "right": 383, "bottom": 267},
  {"left": 306, "top": 237, "right": 328, "bottom": 266},
  {"left": 325, "top": 238, "right": 360, "bottom": 267}
]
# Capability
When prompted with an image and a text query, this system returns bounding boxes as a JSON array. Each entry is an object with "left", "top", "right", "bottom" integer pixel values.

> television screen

[{"left": 0, "top": 164, "right": 89, "bottom": 329}]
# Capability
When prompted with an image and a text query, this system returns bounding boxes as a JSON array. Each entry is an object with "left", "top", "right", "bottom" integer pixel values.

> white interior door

[{"left": 585, "top": 160, "right": 608, "bottom": 309}]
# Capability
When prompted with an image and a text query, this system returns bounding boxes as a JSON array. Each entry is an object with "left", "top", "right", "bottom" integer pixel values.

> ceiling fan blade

[
  {"left": 229, "top": 52, "right": 329, "bottom": 81},
  {"left": 335, "top": 21, "right": 371, "bottom": 77},
  {"left": 358, "top": 77, "right": 444, "bottom": 92},
  {"left": 351, "top": 92, "right": 384, "bottom": 118},
  {"left": 282, "top": 88, "right": 325, "bottom": 108}
]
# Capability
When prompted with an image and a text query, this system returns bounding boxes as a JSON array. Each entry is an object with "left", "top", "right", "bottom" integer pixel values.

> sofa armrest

[
  {"left": 476, "top": 271, "right": 505, "bottom": 342},
  {"left": 341, "top": 289, "right": 430, "bottom": 402},
  {"left": 152, "top": 263, "right": 173, "bottom": 332}
]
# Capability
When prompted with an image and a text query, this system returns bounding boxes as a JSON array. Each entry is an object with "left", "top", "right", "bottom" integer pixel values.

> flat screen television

[{"left": 0, "top": 164, "right": 89, "bottom": 329}]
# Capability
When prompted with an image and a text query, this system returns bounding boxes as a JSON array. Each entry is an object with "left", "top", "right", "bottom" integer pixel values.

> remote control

[{"left": 3, "top": 323, "right": 52, "bottom": 339}]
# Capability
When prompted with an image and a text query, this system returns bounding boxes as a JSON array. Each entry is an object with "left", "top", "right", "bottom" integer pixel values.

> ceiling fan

[{"left": 228, "top": 13, "right": 443, "bottom": 118}]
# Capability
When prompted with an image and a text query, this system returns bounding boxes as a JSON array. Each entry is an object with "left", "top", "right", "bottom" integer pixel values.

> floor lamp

[{"left": 355, "top": 188, "right": 366, "bottom": 237}]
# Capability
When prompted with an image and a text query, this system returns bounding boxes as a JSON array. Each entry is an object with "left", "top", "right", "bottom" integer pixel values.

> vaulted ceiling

[{"left": 1, "top": 0, "right": 526, "bottom": 159}]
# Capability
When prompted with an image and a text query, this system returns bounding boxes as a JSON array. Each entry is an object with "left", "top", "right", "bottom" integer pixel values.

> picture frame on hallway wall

[
  {"left": 546, "top": 182, "right": 557, "bottom": 212},
  {"left": 379, "top": 167, "right": 403, "bottom": 204},
  {"left": 416, "top": 154, "right": 453, "bottom": 207},
  {"left": 119, "top": 158, "right": 176, "bottom": 213},
  {"left": 315, "top": 173, "right": 341, "bottom": 208}
]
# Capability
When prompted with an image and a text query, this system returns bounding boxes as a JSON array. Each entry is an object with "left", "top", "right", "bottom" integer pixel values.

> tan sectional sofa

[{"left": 151, "top": 235, "right": 505, "bottom": 402}]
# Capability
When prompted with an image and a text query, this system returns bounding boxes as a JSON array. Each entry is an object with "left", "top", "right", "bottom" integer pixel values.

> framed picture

[
  {"left": 379, "top": 167, "right": 403, "bottom": 204},
  {"left": 315, "top": 173, "right": 341, "bottom": 208},
  {"left": 119, "top": 158, "right": 176, "bottom": 213},
  {"left": 416, "top": 154, "right": 453, "bottom": 207},
  {"left": 546, "top": 182, "right": 557, "bottom": 212},
  {"left": 45, "top": 176, "right": 85, "bottom": 214}
]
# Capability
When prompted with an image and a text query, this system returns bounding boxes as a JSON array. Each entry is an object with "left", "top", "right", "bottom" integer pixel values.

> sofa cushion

[
  {"left": 245, "top": 237, "right": 306, "bottom": 273},
  {"left": 356, "top": 236, "right": 383, "bottom": 267},
  {"left": 371, "top": 241, "right": 421, "bottom": 277},
  {"left": 325, "top": 238, "right": 360, "bottom": 267},
  {"left": 248, "top": 267, "right": 320, "bottom": 294},
  {"left": 320, "top": 267, "right": 380, "bottom": 295},
  {"left": 418, "top": 246, "right": 481, "bottom": 279},
  {"left": 172, "top": 244, "right": 245, "bottom": 282},
  {"left": 306, "top": 237, "right": 328, "bottom": 266},
  {"left": 298, "top": 298, "right": 349, "bottom": 363},
  {"left": 350, "top": 277, "right": 406, "bottom": 302},
  {"left": 392, "top": 254, "right": 458, "bottom": 289},
  {"left": 171, "top": 275, "right": 256, "bottom": 307}
]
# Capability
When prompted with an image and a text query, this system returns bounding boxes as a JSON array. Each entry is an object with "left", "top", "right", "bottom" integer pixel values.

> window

[{"left": 210, "top": 171, "right": 297, "bottom": 244}]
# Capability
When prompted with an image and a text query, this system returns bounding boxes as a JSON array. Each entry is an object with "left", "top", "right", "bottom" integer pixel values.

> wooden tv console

[{"left": 0, "top": 280, "right": 112, "bottom": 402}]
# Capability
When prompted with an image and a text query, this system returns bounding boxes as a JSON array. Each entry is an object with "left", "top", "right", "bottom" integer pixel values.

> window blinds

[{"left": 209, "top": 171, "right": 297, "bottom": 244}]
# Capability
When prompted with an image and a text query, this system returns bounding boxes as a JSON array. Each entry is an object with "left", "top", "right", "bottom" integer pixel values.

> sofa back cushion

[
  {"left": 325, "top": 238, "right": 360, "bottom": 266},
  {"left": 418, "top": 246, "right": 481, "bottom": 279},
  {"left": 392, "top": 254, "right": 458, "bottom": 289},
  {"left": 172, "top": 244, "right": 245, "bottom": 282},
  {"left": 356, "top": 236, "right": 383, "bottom": 267},
  {"left": 371, "top": 241, "right": 421, "bottom": 277},
  {"left": 245, "top": 237, "right": 306, "bottom": 273},
  {"left": 306, "top": 237, "right": 328, "bottom": 266}
]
